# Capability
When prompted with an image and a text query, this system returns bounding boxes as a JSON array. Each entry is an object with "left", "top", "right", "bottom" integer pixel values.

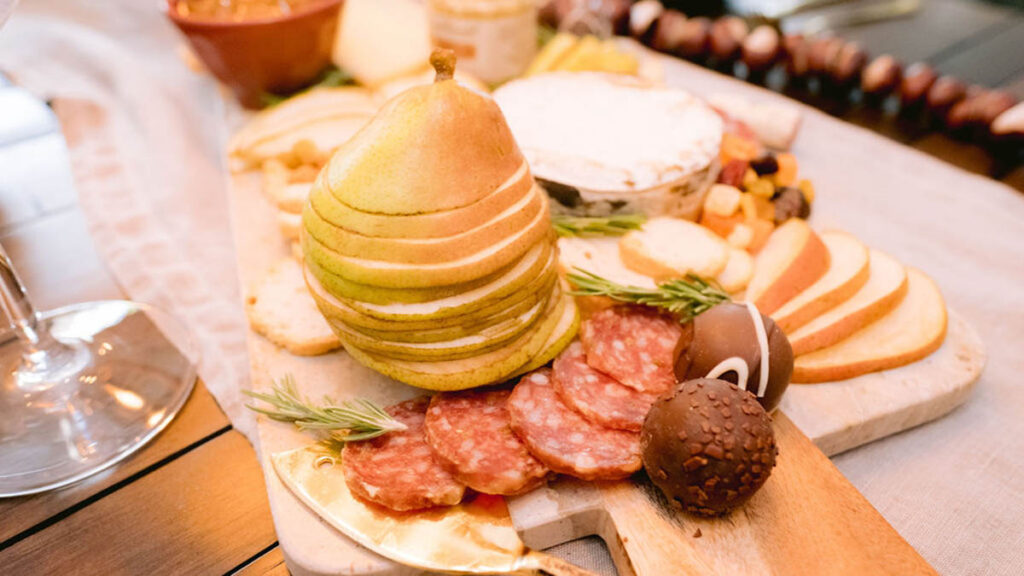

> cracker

[{"left": 245, "top": 258, "right": 340, "bottom": 356}]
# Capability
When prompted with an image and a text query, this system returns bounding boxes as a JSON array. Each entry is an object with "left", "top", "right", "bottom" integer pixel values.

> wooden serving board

[{"left": 228, "top": 159, "right": 980, "bottom": 574}]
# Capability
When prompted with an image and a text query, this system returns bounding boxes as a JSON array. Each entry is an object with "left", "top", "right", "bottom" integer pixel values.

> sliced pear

[
  {"left": 229, "top": 87, "right": 378, "bottom": 165},
  {"left": 302, "top": 203, "right": 551, "bottom": 288},
  {"left": 792, "top": 268, "right": 946, "bottom": 383},
  {"left": 332, "top": 285, "right": 550, "bottom": 345},
  {"left": 329, "top": 296, "right": 548, "bottom": 361},
  {"left": 511, "top": 297, "right": 580, "bottom": 375},
  {"left": 745, "top": 219, "right": 830, "bottom": 315},
  {"left": 309, "top": 161, "right": 533, "bottom": 239},
  {"left": 303, "top": 185, "right": 545, "bottom": 264},
  {"left": 619, "top": 217, "right": 731, "bottom": 280},
  {"left": 305, "top": 254, "right": 507, "bottom": 306},
  {"left": 305, "top": 241, "right": 554, "bottom": 324},
  {"left": 336, "top": 247, "right": 556, "bottom": 323},
  {"left": 342, "top": 291, "right": 574, "bottom": 390},
  {"left": 321, "top": 71, "right": 524, "bottom": 214},
  {"left": 319, "top": 271, "right": 557, "bottom": 342},
  {"left": 772, "top": 231, "right": 870, "bottom": 333},
  {"left": 788, "top": 249, "right": 908, "bottom": 356}
]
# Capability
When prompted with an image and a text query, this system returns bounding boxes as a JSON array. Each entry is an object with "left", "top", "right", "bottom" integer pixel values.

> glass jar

[{"left": 427, "top": 0, "right": 538, "bottom": 85}]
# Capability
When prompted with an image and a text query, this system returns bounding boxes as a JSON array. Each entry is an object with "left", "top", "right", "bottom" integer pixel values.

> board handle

[
  {"left": 599, "top": 481, "right": 715, "bottom": 575},
  {"left": 517, "top": 549, "right": 602, "bottom": 576}
]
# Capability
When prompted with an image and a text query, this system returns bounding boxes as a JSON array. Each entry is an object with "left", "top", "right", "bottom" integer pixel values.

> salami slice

[
  {"left": 342, "top": 397, "right": 465, "bottom": 511},
  {"left": 579, "top": 306, "right": 686, "bottom": 395},
  {"left": 508, "top": 369, "right": 642, "bottom": 481},
  {"left": 425, "top": 388, "right": 550, "bottom": 495},
  {"left": 552, "top": 340, "right": 661, "bottom": 431}
]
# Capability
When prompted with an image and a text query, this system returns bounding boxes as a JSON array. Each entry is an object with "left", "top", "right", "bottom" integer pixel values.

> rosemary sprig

[
  {"left": 244, "top": 374, "right": 406, "bottom": 442},
  {"left": 551, "top": 213, "right": 647, "bottom": 238},
  {"left": 567, "top": 268, "right": 731, "bottom": 322}
]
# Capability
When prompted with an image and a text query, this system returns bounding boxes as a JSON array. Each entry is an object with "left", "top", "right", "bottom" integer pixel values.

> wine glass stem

[
  {"left": 0, "top": 245, "right": 43, "bottom": 345},
  {"left": 0, "top": 245, "right": 86, "bottom": 392}
]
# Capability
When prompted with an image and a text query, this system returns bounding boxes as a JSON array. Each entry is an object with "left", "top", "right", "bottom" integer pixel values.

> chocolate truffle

[
  {"left": 677, "top": 302, "right": 792, "bottom": 412},
  {"left": 641, "top": 378, "right": 777, "bottom": 516}
]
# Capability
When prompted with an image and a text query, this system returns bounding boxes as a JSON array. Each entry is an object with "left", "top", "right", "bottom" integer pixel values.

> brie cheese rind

[{"left": 494, "top": 72, "right": 723, "bottom": 220}]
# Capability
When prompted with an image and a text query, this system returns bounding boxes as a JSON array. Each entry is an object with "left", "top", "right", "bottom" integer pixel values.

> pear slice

[
  {"left": 511, "top": 296, "right": 580, "bottom": 376},
  {"left": 330, "top": 296, "right": 549, "bottom": 361},
  {"left": 309, "top": 160, "right": 533, "bottom": 239},
  {"left": 305, "top": 255, "right": 508, "bottom": 306},
  {"left": 771, "top": 231, "right": 870, "bottom": 333},
  {"left": 342, "top": 291, "right": 576, "bottom": 390},
  {"left": 792, "top": 268, "right": 946, "bottom": 383},
  {"left": 229, "top": 87, "right": 378, "bottom": 168},
  {"left": 302, "top": 201, "right": 552, "bottom": 288},
  {"left": 787, "top": 249, "right": 908, "bottom": 356},
  {"left": 303, "top": 185, "right": 546, "bottom": 264},
  {"left": 321, "top": 68, "right": 524, "bottom": 214},
  {"left": 745, "top": 219, "right": 830, "bottom": 315},
  {"left": 331, "top": 273, "right": 558, "bottom": 344},
  {"left": 306, "top": 242, "right": 555, "bottom": 325}
]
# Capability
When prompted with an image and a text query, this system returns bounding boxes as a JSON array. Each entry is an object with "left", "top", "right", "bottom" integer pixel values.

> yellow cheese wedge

[
  {"left": 787, "top": 249, "right": 907, "bottom": 356},
  {"left": 792, "top": 268, "right": 946, "bottom": 383},
  {"left": 772, "top": 231, "right": 870, "bottom": 333}
]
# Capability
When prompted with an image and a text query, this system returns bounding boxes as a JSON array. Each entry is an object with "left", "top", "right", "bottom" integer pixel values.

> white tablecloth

[{"left": 2, "top": 1, "right": 1023, "bottom": 574}]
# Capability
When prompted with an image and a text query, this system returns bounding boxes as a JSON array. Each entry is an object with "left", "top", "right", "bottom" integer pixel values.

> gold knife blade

[{"left": 272, "top": 446, "right": 598, "bottom": 576}]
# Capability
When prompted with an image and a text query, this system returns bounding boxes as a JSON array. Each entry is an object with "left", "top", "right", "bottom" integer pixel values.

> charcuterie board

[{"left": 229, "top": 160, "right": 978, "bottom": 574}]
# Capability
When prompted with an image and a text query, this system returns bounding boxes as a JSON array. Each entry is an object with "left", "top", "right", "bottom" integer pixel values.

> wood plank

[
  {"left": 0, "top": 431, "right": 276, "bottom": 576},
  {"left": 0, "top": 379, "right": 230, "bottom": 543},
  {"left": 929, "top": 20, "right": 1024, "bottom": 88},
  {"left": 234, "top": 546, "right": 289, "bottom": 576},
  {"left": 834, "top": 0, "right": 1014, "bottom": 66}
]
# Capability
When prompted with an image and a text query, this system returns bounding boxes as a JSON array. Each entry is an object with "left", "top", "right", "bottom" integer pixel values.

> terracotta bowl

[{"left": 166, "top": 0, "right": 343, "bottom": 108}]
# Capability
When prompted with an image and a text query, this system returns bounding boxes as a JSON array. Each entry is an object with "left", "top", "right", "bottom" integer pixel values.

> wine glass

[{"left": 0, "top": 246, "right": 199, "bottom": 497}]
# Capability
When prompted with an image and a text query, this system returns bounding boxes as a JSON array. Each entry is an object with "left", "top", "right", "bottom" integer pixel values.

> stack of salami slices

[{"left": 342, "top": 305, "right": 688, "bottom": 511}]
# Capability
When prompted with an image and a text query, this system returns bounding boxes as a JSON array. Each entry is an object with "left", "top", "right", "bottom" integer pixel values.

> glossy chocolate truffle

[
  {"left": 677, "top": 302, "right": 792, "bottom": 411},
  {"left": 642, "top": 378, "right": 777, "bottom": 516}
]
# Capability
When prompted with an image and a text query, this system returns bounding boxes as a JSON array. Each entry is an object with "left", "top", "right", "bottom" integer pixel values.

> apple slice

[
  {"left": 745, "top": 219, "right": 830, "bottom": 315},
  {"left": 787, "top": 249, "right": 908, "bottom": 356},
  {"left": 792, "top": 268, "right": 946, "bottom": 383},
  {"left": 619, "top": 217, "right": 731, "bottom": 280},
  {"left": 772, "top": 231, "right": 870, "bottom": 333}
]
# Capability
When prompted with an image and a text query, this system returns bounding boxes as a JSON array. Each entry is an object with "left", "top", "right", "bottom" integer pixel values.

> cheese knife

[{"left": 272, "top": 446, "right": 598, "bottom": 576}]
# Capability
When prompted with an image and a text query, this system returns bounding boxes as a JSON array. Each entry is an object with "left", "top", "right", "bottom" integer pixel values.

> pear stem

[{"left": 430, "top": 48, "right": 456, "bottom": 82}]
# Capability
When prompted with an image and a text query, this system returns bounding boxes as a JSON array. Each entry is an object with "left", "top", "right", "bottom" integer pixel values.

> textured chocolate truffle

[
  {"left": 641, "top": 378, "right": 777, "bottom": 516},
  {"left": 678, "top": 302, "right": 793, "bottom": 412}
]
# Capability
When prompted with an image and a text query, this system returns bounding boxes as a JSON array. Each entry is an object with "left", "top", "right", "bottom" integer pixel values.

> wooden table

[{"left": 0, "top": 1, "right": 1020, "bottom": 574}]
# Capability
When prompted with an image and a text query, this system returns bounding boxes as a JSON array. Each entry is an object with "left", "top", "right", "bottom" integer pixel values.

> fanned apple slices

[{"left": 304, "top": 52, "right": 576, "bottom": 390}]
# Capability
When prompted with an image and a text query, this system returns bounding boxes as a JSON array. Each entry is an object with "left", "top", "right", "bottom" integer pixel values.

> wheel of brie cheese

[{"left": 494, "top": 72, "right": 723, "bottom": 220}]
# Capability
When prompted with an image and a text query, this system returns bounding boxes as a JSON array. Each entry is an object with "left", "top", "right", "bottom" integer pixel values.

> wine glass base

[{"left": 0, "top": 301, "right": 198, "bottom": 498}]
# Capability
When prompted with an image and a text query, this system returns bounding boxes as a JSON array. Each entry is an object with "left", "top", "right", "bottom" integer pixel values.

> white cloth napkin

[{"left": 3, "top": 2, "right": 1024, "bottom": 574}]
